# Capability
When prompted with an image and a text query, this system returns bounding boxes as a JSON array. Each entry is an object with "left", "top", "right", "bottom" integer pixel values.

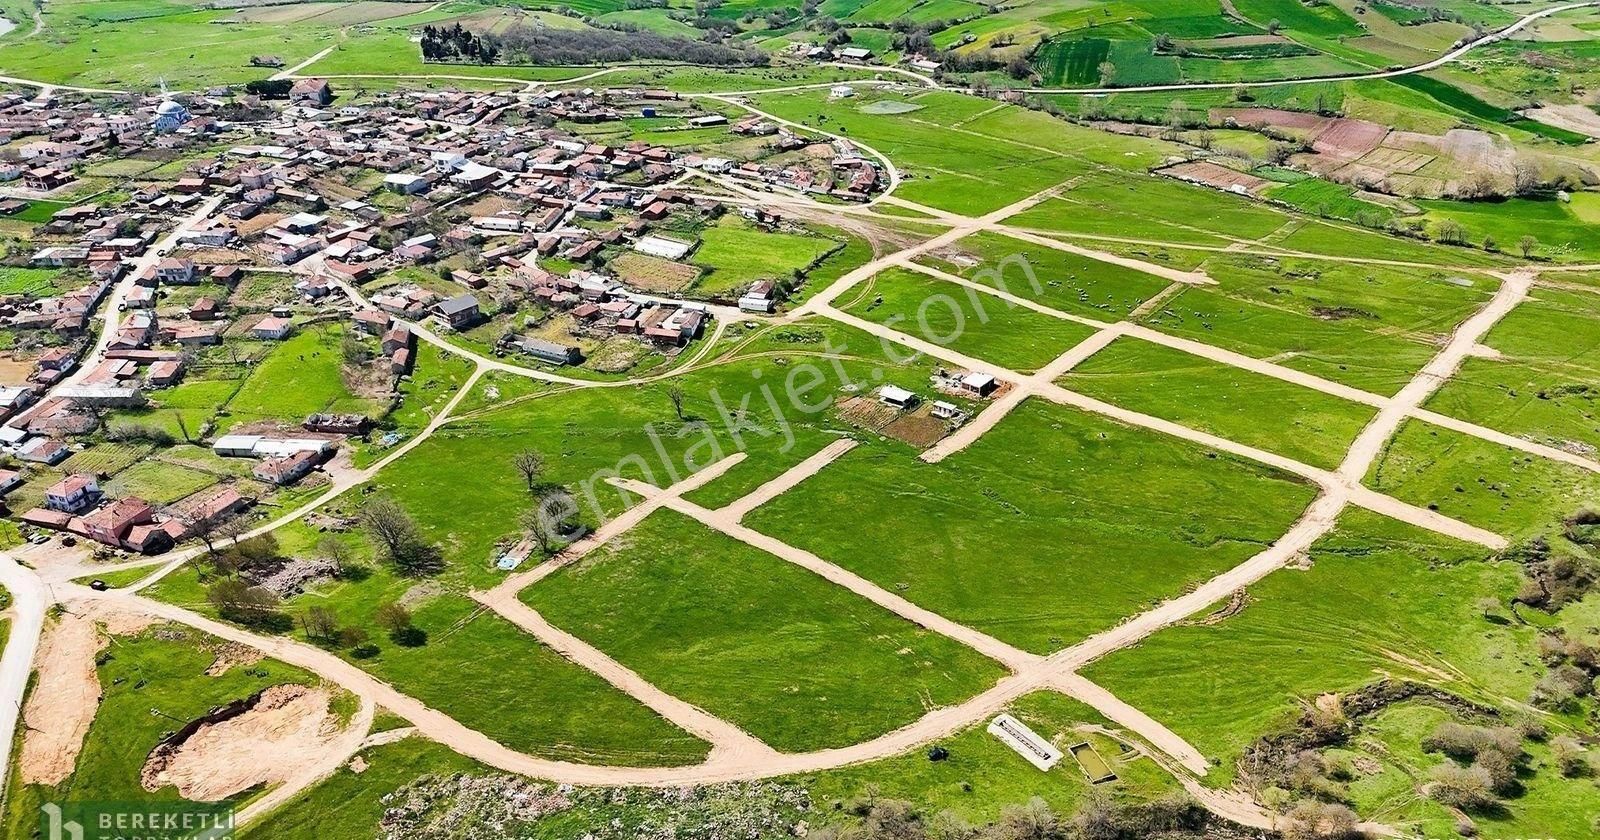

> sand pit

[
  {"left": 19, "top": 613, "right": 103, "bottom": 786},
  {"left": 141, "top": 684, "right": 345, "bottom": 802}
]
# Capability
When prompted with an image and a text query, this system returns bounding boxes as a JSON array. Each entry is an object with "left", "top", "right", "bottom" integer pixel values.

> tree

[
  {"left": 316, "top": 535, "right": 352, "bottom": 575},
  {"left": 1519, "top": 234, "right": 1538, "bottom": 259},
  {"left": 523, "top": 491, "right": 578, "bottom": 557},
  {"left": 997, "top": 797, "right": 1057, "bottom": 840},
  {"left": 1435, "top": 218, "right": 1466, "bottom": 246},
  {"left": 1282, "top": 800, "right": 1360, "bottom": 840},
  {"left": 359, "top": 497, "right": 418, "bottom": 560},
  {"left": 1482, "top": 234, "right": 1498, "bottom": 253},
  {"left": 1266, "top": 17, "right": 1281, "bottom": 34},
  {"left": 1513, "top": 159, "right": 1543, "bottom": 197},
  {"left": 234, "top": 532, "right": 280, "bottom": 567},
  {"left": 667, "top": 384, "right": 686, "bottom": 420},
  {"left": 1164, "top": 99, "right": 1192, "bottom": 132},
  {"left": 207, "top": 579, "right": 286, "bottom": 629},
  {"left": 301, "top": 605, "right": 338, "bottom": 641},
  {"left": 358, "top": 497, "right": 444, "bottom": 576},
  {"left": 376, "top": 602, "right": 413, "bottom": 634},
  {"left": 1097, "top": 60, "right": 1116, "bottom": 86},
  {"left": 1153, "top": 32, "right": 1173, "bottom": 52},
  {"left": 511, "top": 450, "right": 545, "bottom": 494}
]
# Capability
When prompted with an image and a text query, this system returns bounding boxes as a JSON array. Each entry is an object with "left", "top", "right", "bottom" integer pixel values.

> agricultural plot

[
  {"left": 745, "top": 400, "right": 1319, "bottom": 655},
  {"left": 1228, "top": 0, "right": 1361, "bottom": 36},
  {"left": 841, "top": 266, "right": 1100, "bottom": 372},
  {"left": 1139, "top": 254, "right": 1494, "bottom": 395},
  {"left": 1007, "top": 173, "right": 1290, "bottom": 246},
  {"left": 914, "top": 230, "right": 1172, "bottom": 320},
  {"left": 1271, "top": 219, "right": 1509, "bottom": 266},
  {"left": 222, "top": 326, "right": 387, "bottom": 430},
  {"left": 1060, "top": 337, "right": 1378, "bottom": 470},
  {"left": 1426, "top": 286, "right": 1600, "bottom": 456},
  {"left": 1365, "top": 419, "right": 1600, "bottom": 539},
  {"left": 690, "top": 216, "right": 840, "bottom": 297},
  {"left": 1082, "top": 509, "right": 1535, "bottom": 786},
  {"left": 347, "top": 594, "right": 712, "bottom": 766},
  {"left": 524, "top": 510, "right": 1008, "bottom": 751},
  {"left": 1031, "top": 36, "right": 1111, "bottom": 85},
  {"left": 1418, "top": 197, "right": 1600, "bottom": 262}
]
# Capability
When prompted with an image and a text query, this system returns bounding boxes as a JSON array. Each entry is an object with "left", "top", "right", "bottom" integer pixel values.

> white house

[{"left": 383, "top": 173, "right": 430, "bottom": 195}]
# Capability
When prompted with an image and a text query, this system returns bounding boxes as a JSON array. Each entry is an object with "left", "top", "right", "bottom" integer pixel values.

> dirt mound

[
  {"left": 141, "top": 684, "right": 344, "bottom": 801},
  {"left": 19, "top": 612, "right": 103, "bottom": 786},
  {"left": 204, "top": 641, "right": 263, "bottom": 676}
]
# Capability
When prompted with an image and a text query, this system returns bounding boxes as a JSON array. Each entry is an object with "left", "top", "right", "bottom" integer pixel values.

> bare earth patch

[
  {"left": 141, "top": 684, "right": 345, "bottom": 801},
  {"left": 19, "top": 612, "right": 103, "bottom": 786},
  {"left": 1523, "top": 104, "right": 1600, "bottom": 139}
]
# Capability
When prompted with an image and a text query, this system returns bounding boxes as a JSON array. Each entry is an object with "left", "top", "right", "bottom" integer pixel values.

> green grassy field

[
  {"left": 1426, "top": 286, "right": 1600, "bottom": 456},
  {"left": 1366, "top": 419, "right": 1600, "bottom": 540},
  {"left": 843, "top": 266, "right": 1100, "bottom": 372},
  {"left": 0, "top": 0, "right": 337, "bottom": 89},
  {"left": 745, "top": 399, "right": 1319, "bottom": 654},
  {"left": 1060, "top": 336, "right": 1378, "bottom": 470},
  {"left": 524, "top": 509, "right": 1008, "bottom": 751},
  {"left": 690, "top": 216, "right": 840, "bottom": 296},
  {"left": 1328, "top": 701, "right": 1600, "bottom": 839},
  {"left": 1083, "top": 509, "right": 1535, "bottom": 787},
  {"left": 1140, "top": 254, "right": 1495, "bottom": 396},
  {"left": 339, "top": 319, "right": 962, "bottom": 586},
  {"left": 748, "top": 88, "right": 1174, "bottom": 215},
  {"left": 913, "top": 230, "right": 1172, "bottom": 321},
  {"left": 1007, "top": 173, "right": 1290, "bottom": 246},
  {"left": 222, "top": 326, "right": 385, "bottom": 430},
  {"left": 143, "top": 562, "right": 714, "bottom": 767}
]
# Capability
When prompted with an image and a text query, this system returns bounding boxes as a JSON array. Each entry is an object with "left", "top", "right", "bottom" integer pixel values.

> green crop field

[{"left": 1031, "top": 36, "right": 1111, "bottom": 85}]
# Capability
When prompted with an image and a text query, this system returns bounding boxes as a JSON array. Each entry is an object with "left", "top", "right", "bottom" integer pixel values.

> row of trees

[
  {"left": 421, "top": 23, "right": 766, "bottom": 67},
  {"left": 419, "top": 23, "right": 502, "bottom": 65}
]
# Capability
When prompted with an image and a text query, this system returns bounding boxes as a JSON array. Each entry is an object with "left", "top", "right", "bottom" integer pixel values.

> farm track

[{"left": 1, "top": 22, "right": 1597, "bottom": 829}]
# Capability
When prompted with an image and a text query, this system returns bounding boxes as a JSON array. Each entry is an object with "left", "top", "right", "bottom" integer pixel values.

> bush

[{"left": 1428, "top": 764, "right": 1498, "bottom": 811}]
